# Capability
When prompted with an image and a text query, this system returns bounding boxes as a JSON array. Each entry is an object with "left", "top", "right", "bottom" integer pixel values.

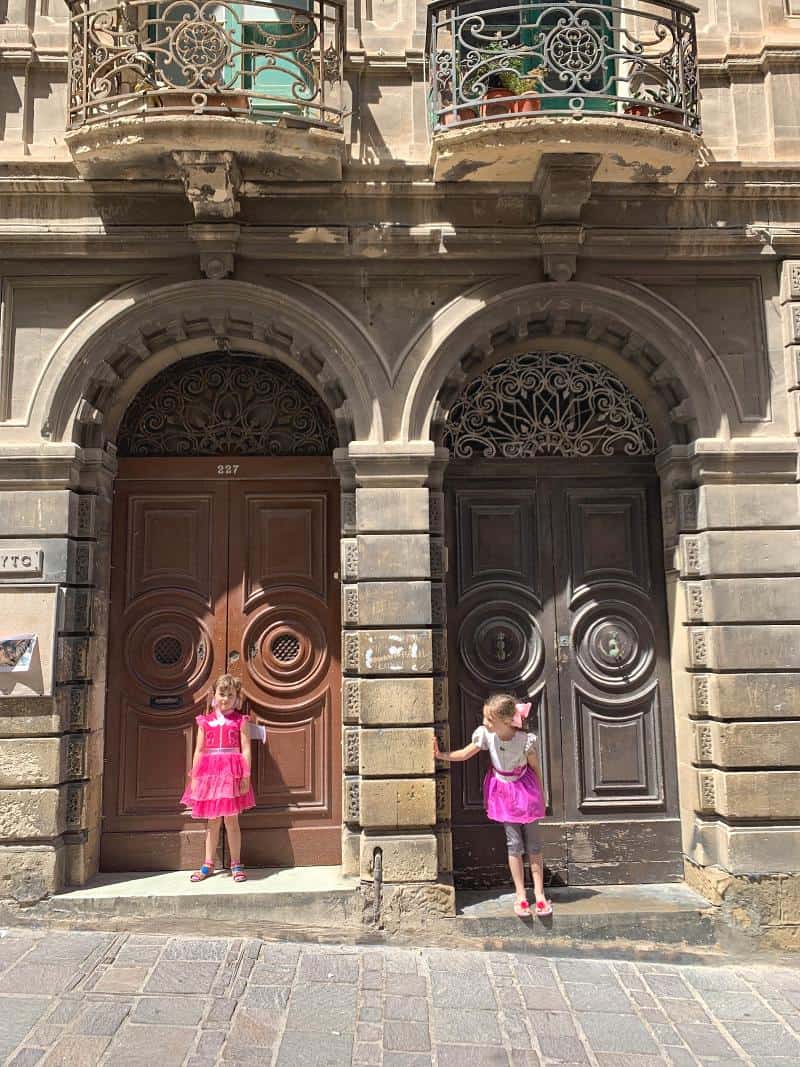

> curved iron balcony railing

[
  {"left": 67, "top": 0, "right": 345, "bottom": 130},
  {"left": 426, "top": 0, "right": 700, "bottom": 133}
]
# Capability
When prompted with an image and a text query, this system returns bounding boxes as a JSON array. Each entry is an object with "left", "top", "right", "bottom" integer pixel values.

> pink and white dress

[
  {"left": 472, "top": 725, "right": 545, "bottom": 824},
  {"left": 180, "top": 710, "right": 255, "bottom": 819}
]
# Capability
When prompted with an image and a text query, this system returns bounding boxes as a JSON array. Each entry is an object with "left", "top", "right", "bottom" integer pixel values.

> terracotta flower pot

[
  {"left": 514, "top": 95, "right": 541, "bottom": 114},
  {"left": 624, "top": 103, "right": 650, "bottom": 117},
  {"left": 481, "top": 87, "right": 514, "bottom": 118}
]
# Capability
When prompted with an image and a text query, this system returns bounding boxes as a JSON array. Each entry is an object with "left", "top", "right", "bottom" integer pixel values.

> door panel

[
  {"left": 226, "top": 481, "right": 341, "bottom": 867},
  {"left": 103, "top": 462, "right": 341, "bottom": 872},
  {"left": 103, "top": 479, "right": 228, "bottom": 871},
  {"left": 447, "top": 464, "right": 681, "bottom": 888}
]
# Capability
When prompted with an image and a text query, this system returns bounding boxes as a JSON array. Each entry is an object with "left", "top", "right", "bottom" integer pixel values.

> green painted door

[
  {"left": 523, "top": 0, "right": 615, "bottom": 113},
  {"left": 225, "top": 1, "right": 313, "bottom": 118}
]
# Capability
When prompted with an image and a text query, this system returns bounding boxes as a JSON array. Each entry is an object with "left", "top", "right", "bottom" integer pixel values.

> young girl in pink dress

[
  {"left": 434, "top": 692, "right": 551, "bottom": 918},
  {"left": 181, "top": 673, "right": 256, "bottom": 883}
]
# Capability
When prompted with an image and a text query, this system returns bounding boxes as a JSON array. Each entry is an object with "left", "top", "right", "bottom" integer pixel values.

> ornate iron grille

[
  {"left": 426, "top": 0, "right": 700, "bottom": 132},
  {"left": 67, "top": 0, "right": 345, "bottom": 128},
  {"left": 117, "top": 353, "right": 339, "bottom": 456},
  {"left": 442, "top": 352, "right": 658, "bottom": 458}
]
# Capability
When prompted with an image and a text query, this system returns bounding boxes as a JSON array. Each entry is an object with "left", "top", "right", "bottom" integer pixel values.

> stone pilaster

[
  {"left": 338, "top": 445, "right": 454, "bottom": 919},
  {"left": 662, "top": 443, "right": 800, "bottom": 935},
  {"left": 0, "top": 448, "right": 110, "bottom": 903},
  {"left": 782, "top": 260, "right": 800, "bottom": 437}
]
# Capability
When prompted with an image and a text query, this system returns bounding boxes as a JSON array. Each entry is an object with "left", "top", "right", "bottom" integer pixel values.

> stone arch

[
  {"left": 33, "top": 278, "right": 385, "bottom": 447},
  {"left": 401, "top": 279, "right": 736, "bottom": 446}
]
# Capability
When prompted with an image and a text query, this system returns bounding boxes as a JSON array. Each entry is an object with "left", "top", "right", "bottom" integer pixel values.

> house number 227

[{"left": 217, "top": 464, "right": 240, "bottom": 476}]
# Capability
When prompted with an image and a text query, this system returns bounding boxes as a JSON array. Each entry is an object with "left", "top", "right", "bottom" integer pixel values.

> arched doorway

[
  {"left": 442, "top": 351, "right": 680, "bottom": 887},
  {"left": 102, "top": 352, "right": 342, "bottom": 871}
]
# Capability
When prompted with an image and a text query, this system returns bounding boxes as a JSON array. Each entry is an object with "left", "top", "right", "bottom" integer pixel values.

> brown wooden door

[
  {"left": 446, "top": 459, "right": 681, "bottom": 887},
  {"left": 102, "top": 458, "right": 341, "bottom": 871}
]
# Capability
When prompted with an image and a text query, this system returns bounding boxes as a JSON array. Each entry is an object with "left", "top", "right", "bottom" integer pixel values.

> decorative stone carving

[
  {"left": 342, "top": 540, "right": 359, "bottom": 582},
  {"left": 343, "top": 727, "right": 360, "bottom": 773},
  {"left": 435, "top": 775, "right": 450, "bottom": 821},
  {"left": 344, "top": 777, "right": 360, "bottom": 823},
  {"left": 199, "top": 253, "right": 234, "bottom": 280},
  {"left": 432, "top": 632, "right": 447, "bottom": 672},
  {"left": 696, "top": 724, "right": 713, "bottom": 763},
  {"left": 428, "top": 493, "right": 444, "bottom": 535},
  {"left": 690, "top": 629, "right": 709, "bottom": 668},
  {"left": 442, "top": 352, "right": 657, "bottom": 458},
  {"left": 430, "top": 540, "right": 446, "bottom": 579},
  {"left": 57, "top": 637, "right": 90, "bottom": 682},
  {"left": 343, "top": 679, "right": 360, "bottom": 723},
  {"left": 343, "top": 633, "right": 359, "bottom": 672},
  {"left": 699, "top": 773, "right": 716, "bottom": 812},
  {"left": 173, "top": 150, "right": 242, "bottom": 220},
  {"left": 65, "top": 783, "right": 85, "bottom": 830},
  {"left": 343, "top": 585, "right": 359, "bottom": 625},
  {"left": 61, "top": 589, "right": 93, "bottom": 634},
  {"left": 433, "top": 677, "right": 448, "bottom": 721},
  {"left": 341, "top": 493, "right": 357, "bottom": 535},
  {"left": 66, "top": 736, "right": 87, "bottom": 781},
  {"left": 430, "top": 585, "right": 445, "bottom": 626},
  {"left": 118, "top": 353, "right": 338, "bottom": 458},
  {"left": 686, "top": 583, "right": 704, "bottom": 622},
  {"left": 677, "top": 490, "right": 699, "bottom": 531},
  {"left": 75, "top": 495, "right": 96, "bottom": 537},
  {"left": 693, "top": 675, "right": 710, "bottom": 716},
  {"left": 683, "top": 538, "right": 702, "bottom": 576}
]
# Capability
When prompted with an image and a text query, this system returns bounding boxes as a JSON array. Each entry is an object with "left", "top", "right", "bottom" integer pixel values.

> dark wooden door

[
  {"left": 446, "top": 460, "right": 681, "bottom": 887},
  {"left": 102, "top": 458, "right": 341, "bottom": 871}
]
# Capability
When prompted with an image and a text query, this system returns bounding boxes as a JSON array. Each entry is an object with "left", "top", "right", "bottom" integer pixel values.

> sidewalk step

[{"left": 455, "top": 883, "right": 717, "bottom": 946}]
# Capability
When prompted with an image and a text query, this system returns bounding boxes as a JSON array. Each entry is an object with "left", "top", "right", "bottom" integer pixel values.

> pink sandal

[
  {"left": 514, "top": 899, "right": 531, "bottom": 918},
  {"left": 535, "top": 898, "right": 553, "bottom": 917},
  {"left": 190, "top": 863, "right": 214, "bottom": 882},
  {"left": 231, "top": 863, "right": 247, "bottom": 883}
]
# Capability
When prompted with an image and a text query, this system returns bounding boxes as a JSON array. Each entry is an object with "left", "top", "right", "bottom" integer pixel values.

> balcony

[
  {"left": 426, "top": 0, "right": 701, "bottom": 184},
  {"left": 66, "top": 0, "right": 345, "bottom": 182}
]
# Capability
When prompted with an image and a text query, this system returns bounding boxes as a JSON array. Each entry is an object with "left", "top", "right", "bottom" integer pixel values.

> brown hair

[
  {"left": 211, "top": 674, "right": 242, "bottom": 709},
  {"left": 483, "top": 692, "right": 517, "bottom": 722}
]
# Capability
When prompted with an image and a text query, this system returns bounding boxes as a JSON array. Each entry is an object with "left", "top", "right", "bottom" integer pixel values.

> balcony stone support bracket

[{"left": 172, "top": 150, "right": 242, "bottom": 221}]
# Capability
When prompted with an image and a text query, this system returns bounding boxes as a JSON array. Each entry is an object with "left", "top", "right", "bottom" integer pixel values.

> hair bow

[{"left": 511, "top": 701, "right": 531, "bottom": 729}]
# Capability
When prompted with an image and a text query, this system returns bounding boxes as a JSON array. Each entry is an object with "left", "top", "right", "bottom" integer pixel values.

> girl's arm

[
  {"left": 239, "top": 719, "right": 252, "bottom": 795},
  {"left": 434, "top": 737, "right": 480, "bottom": 763},
  {"left": 526, "top": 745, "right": 543, "bottom": 781},
  {"left": 188, "top": 724, "right": 205, "bottom": 782}
]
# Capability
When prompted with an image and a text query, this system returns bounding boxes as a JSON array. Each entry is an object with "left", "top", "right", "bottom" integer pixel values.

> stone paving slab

[{"left": 1, "top": 928, "right": 799, "bottom": 1065}]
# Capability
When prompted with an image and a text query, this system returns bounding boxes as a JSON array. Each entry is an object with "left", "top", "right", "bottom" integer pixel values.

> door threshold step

[{"left": 455, "top": 883, "right": 717, "bottom": 947}]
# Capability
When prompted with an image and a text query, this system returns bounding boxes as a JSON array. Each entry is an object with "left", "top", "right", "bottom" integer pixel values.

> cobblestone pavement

[{"left": 1, "top": 929, "right": 800, "bottom": 1066}]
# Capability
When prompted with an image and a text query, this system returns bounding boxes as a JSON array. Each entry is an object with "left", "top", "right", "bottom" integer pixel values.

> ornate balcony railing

[
  {"left": 67, "top": 0, "right": 345, "bottom": 130},
  {"left": 426, "top": 0, "right": 700, "bottom": 133}
]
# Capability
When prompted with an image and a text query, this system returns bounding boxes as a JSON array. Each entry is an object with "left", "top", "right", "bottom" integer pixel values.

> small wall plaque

[
  {"left": 0, "top": 550, "right": 43, "bottom": 576},
  {"left": 149, "top": 695, "right": 182, "bottom": 709}
]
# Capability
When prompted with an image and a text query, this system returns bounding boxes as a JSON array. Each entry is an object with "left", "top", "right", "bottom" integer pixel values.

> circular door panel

[
  {"left": 458, "top": 600, "right": 544, "bottom": 686},
  {"left": 573, "top": 600, "right": 655, "bottom": 690},
  {"left": 124, "top": 608, "right": 212, "bottom": 693},
  {"left": 243, "top": 604, "right": 329, "bottom": 695}
]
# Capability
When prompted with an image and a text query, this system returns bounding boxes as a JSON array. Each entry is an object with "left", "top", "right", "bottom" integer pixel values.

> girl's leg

[
  {"left": 529, "top": 850, "right": 546, "bottom": 902},
  {"left": 205, "top": 817, "right": 222, "bottom": 865},
  {"left": 504, "top": 824, "right": 527, "bottom": 901},
  {"left": 224, "top": 814, "right": 241, "bottom": 865}
]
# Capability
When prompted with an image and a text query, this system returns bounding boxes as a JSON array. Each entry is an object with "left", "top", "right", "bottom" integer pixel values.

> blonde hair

[
  {"left": 483, "top": 692, "right": 517, "bottom": 723},
  {"left": 211, "top": 674, "right": 242, "bottom": 709}
]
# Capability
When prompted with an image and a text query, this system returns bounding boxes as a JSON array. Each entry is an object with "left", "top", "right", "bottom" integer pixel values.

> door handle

[
  {"left": 228, "top": 650, "right": 240, "bottom": 664},
  {"left": 555, "top": 634, "right": 570, "bottom": 666}
]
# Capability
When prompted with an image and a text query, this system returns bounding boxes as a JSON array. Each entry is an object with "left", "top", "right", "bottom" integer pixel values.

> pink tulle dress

[
  {"left": 180, "top": 710, "right": 256, "bottom": 819},
  {"left": 473, "top": 725, "right": 546, "bottom": 824}
]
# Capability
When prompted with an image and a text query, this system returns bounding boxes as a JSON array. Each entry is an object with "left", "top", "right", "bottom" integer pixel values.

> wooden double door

[
  {"left": 102, "top": 458, "right": 341, "bottom": 871},
  {"left": 447, "top": 460, "right": 681, "bottom": 887}
]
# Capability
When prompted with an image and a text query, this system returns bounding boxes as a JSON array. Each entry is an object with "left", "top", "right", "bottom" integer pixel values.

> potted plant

[{"left": 500, "top": 66, "right": 546, "bottom": 114}]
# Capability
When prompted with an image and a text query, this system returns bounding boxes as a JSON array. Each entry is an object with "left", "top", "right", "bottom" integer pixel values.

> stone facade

[{"left": 0, "top": 0, "right": 799, "bottom": 942}]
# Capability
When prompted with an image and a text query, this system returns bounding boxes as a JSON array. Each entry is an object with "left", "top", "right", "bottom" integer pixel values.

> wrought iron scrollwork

[
  {"left": 442, "top": 352, "right": 657, "bottom": 458},
  {"left": 117, "top": 352, "right": 339, "bottom": 457},
  {"left": 67, "top": 0, "right": 344, "bottom": 128},
  {"left": 426, "top": 0, "right": 700, "bottom": 131}
]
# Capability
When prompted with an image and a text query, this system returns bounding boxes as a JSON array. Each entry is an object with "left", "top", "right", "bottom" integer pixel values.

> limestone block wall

[
  {"left": 339, "top": 455, "right": 454, "bottom": 916},
  {"left": 666, "top": 465, "right": 800, "bottom": 942},
  {"left": 0, "top": 477, "right": 98, "bottom": 901}
]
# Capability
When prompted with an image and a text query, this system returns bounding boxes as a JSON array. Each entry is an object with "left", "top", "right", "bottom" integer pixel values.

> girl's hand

[
  {"left": 239, "top": 775, "right": 251, "bottom": 796},
  {"left": 433, "top": 737, "right": 445, "bottom": 760}
]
